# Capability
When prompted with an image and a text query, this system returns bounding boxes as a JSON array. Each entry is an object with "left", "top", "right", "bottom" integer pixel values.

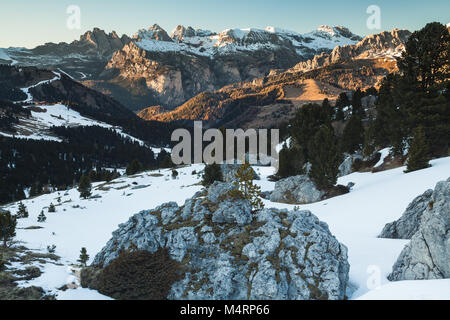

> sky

[{"left": 0, "top": 0, "right": 449, "bottom": 48}]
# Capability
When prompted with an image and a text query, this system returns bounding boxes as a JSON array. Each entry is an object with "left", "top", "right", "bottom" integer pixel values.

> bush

[
  {"left": 126, "top": 159, "right": 144, "bottom": 176},
  {"left": 0, "top": 211, "right": 16, "bottom": 248},
  {"left": 202, "top": 163, "right": 223, "bottom": 186},
  {"left": 96, "top": 249, "right": 184, "bottom": 300}
]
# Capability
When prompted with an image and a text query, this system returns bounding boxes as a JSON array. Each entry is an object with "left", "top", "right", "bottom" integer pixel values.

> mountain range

[{"left": 1, "top": 24, "right": 363, "bottom": 110}]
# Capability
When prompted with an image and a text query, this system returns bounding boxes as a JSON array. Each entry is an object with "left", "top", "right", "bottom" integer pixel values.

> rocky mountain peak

[
  {"left": 134, "top": 24, "right": 173, "bottom": 42},
  {"left": 171, "top": 25, "right": 197, "bottom": 42}
]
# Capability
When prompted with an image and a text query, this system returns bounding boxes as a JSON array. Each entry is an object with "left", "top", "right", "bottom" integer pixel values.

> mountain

[
  {"left": 0, "top": 28, "right": 130, "bottom": 81},
  {"left": 95, "top": 24, "right": 361, "bottom": 109},
  {"left": 1, "top": 25, "right": 361, "bottom": 111},
  {"left": 291, "top": 29, "right": 411, "bottom": 73},
  {"left": 138, "top": 29, "right": 410, "bottom": 128}
]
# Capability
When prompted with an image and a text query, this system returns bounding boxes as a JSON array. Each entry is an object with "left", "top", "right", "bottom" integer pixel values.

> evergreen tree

[
  {"left": 78, "top": 174, "right": 92, "bottom": 199},
  {"left": 351, "top": 88, "right": 365, "bottom": 117},
  {"left": 202, "top": 163, "right": 223, "bottom": 186},
  {"left": 37, "top": 210, "right": 47, "bottom": 223},
  {"left": 0, "top": 211, "right": 16, "bottom": 248},
  {"left": 48, "top": 203, "right": 56, "bottom": 213},
  {"left": 335, "top": 93, "right": 351, "bottom": 121},
  {"left": 362, "top": 122, "right": 376, "bottom": 158},
  {"left": 289, "top": 103, "right": 332, "bottom": 161},
  {"left": 126, "top": 159, "right": 144, "bottom": 176},
  {"left": 341, "top": 115, "right": 364, "bottom": 154},
  {"left": 16, "top": 202, "right": 29, "bottom": 219},
  {"left": 230, "top": 162, "right": 264, "bottom": 211},
  {"left": 308, "top": 126, "right": 342, "bottom": 190},
  {"left": 171, "top": 169, "right": 179, "bottom": 179},
  {"left": 398, "top": 22, "right": 449, "bottom": 90},
  {"left": 277, "top": 146, "right": 305, "bottom": 178},
  {"left": 405, "top": 126, "right": 431, "bottom": 173},
  {"left": 78, "top": 247, "right": 89, "bottom": 267}
]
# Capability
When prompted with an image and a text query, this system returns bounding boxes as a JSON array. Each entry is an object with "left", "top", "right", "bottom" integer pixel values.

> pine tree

[
  {"left": 37, "top": 210, "right": 47, "bottom": 223},
  {"left": 341, "top": 115, "right": 364, "bottom": 154},
  {"left": 335, "top": 93, "right": 351, "bottom": 121},
  {"left": 229, "top": 162, "right": 264, "bottom": 211},
  {"left": 48, "top": 203, "right": 56, "bottom": 213},
  {"left": 78, "top": 174, "right": 92, "bottom": 199},
  {"left": 277, "top": 146, "right": 305, "bottom": 178},
  {"left": 0, "top": 211, "right": 16, "bottom": 248},
  {"left": 351, "top": 88, "right": 365, "bottom": 117},
  {"left": 126, "top": 159, "right": 144, "bottom": 175},
  {"left": 78, "top": 247, "right": 89, "bottom": 266},
  {"left": 16, "top": 202, "right": 29, "bottom": 219},
  {"left": 308, "top": 126, "right": 342, "bottom": 190},
  {"left": 171, "top": 169, "right": 179, "bottom": 179},
  {"left": 405, "top": 126, "right": 431, "bottom": 173},
  {"left": 202, "top": 163, "right": 223, "bottom": 186}
]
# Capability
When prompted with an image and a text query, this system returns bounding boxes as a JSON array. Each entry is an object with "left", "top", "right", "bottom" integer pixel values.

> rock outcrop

[
  {"left": 270, "top": 175, "right": 325, "bottom": 204},
  {"left": 221, "top": 164, "right": 259, "bottom": 183},
  {"left": 379, "top": 189, "right": 433, "bottom": 239},
  {"left": 89, "top": 181, "right": 350, "bottom": 300},
  {"left": 388, "top": 178, "right": 450, "bottom": 281},
  {"left": 292, "top": 29, "right": 411, "bottom": 73}
]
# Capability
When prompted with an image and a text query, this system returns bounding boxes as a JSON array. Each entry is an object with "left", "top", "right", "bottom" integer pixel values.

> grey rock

[
  {"left": 91, "top": 181, "right": 349, "bottom": 300},
  {"left": 388, "top": 178, "right": 450, "bottom": 281},
  {"left": 221, "top": 164, "right": 259, "bottom": 183},
  {"left": 270, "top": 175, "right": 325, "bottom": 204},
  {"left": 379, "top": 189, "right": 433, "bottom": 239}
]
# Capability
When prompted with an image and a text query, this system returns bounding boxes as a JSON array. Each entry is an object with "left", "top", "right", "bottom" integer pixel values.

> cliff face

[{"left": 292, "top": 29, "right": 411, "bottom": 73}]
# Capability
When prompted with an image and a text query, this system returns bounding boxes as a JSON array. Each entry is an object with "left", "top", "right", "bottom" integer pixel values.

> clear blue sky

[{"left": 1, "top": 0, "right": 449, "bottom": 48}]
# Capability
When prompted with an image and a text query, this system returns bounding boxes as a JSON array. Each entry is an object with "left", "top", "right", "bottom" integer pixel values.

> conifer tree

[
  {"left": 37, "top": 210, "right": 47, "bottom": 223},
  {"left": 78, "top": 247, "right": 89, "bottom": 266},
  {"left": 308, "top": 126, "right": 342, "bottom": 190},
  {"left": 405, "top": 126, "right": 431, "bottom": 173},
  {"left": 230, "top": 162, "right": 264, "bottom": 211},
  {"left": 202, "top": 163, "right": 223, "bottom": 186},
  {"left": 48, "top": 203, "right": 56, "bottom": 213},
  {"left": 16, "top": 202, "right": 29, "bottom": 219},
  {"left": 126, "top": 159, "right": 144, "bottom": 176},
  {"left": 0, "top": 211, "right": 16, "bottom": 248},
  {"left": 341, "top": 115, "right": 364, "bottom": 154},
  {"left": 277, "top": 146, "right": 305, "bottom": 178},
  {"left": 78, "top": 174, "right": 92, "bottom": 199}
]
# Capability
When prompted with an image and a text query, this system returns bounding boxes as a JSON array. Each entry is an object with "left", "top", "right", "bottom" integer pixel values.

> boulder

[
  {"left": 89, "top": 182, "right": 349, "bottom": 300},
  {"left": 270, "top": 175, "right": 325, "bottom": 204},
  {"left": 221, "top": 164, "right": 259, "bottom": 183},
  {"left": 388, "top": 178, "right": 450, "bottom": 281},
  {"left": 379, "top": 189, "right": 433, "bottom": 239}
]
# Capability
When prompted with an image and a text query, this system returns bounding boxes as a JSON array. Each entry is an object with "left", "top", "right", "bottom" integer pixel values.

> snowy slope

[
  {"left": 3, "top": 157, "right": 450, "bottom": 300},
  {"left": 134, "top": 25, "right": 361, "bottom": 58}
]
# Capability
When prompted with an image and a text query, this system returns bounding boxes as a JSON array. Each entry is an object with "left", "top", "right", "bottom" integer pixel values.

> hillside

[{"left": 1, "top": 156, "right": 449, "bottom": 300}]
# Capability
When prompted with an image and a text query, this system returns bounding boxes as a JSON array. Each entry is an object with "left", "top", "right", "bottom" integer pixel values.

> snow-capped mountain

[
  {"left": 131, "top": 24, "right": 361, "bottom": 58},
  {"left": 0, "top": 24, "right": 362, "bottom": 110},
  {"left": 98, "top": 24, "right": 362, "bottom": 109}
]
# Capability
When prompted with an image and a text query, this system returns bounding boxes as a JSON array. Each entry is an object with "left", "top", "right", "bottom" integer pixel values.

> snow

[
  {"left": 254, "top": 156, "right": 450, "bottom": 299},
  {"left": 18, "top": 71, "right": 61, "bottom": 103},
  {"left": 357, "top": 279, "right": 450, "bottom": 300},
  {"left": 134, "top": 25, "right": 360, "bottom": 58},
  {"left": 374, "top": 147, "right": 392, "bottom": 167},
  {"left": 4, "top": 154, "right": 450, "bottom": 300}
]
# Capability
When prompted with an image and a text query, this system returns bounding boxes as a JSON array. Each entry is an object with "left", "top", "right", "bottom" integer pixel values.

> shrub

[
  {"left": 96, "top": 249, "right": 184, "bottom": 300},
  {"left": 48, "top": 203, "right": 56, "bottom": 213},
  {"left": 16, "top": 202, "right": 29, "bottom": 219},
  {"left": 0, "top": 211, "right": 16, "bottom": 248},
  {"left": 126, "top": 159, "right": 144, "bottom": 176},
  {"left": 202, "top": 163, "right": 223, "bottom": 186}
]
